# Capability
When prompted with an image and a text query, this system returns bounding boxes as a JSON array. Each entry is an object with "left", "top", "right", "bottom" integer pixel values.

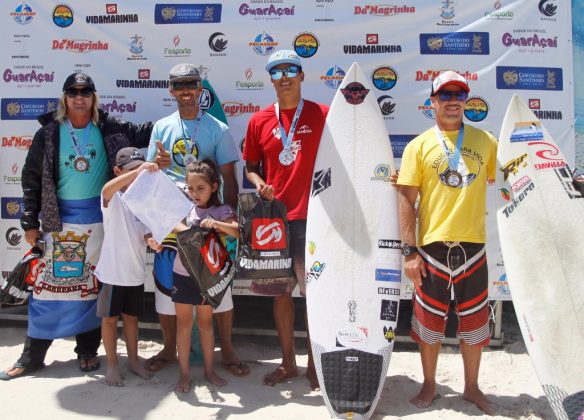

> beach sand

[{"left": 0, "top": 317, "right": 554, "bottom": 420}]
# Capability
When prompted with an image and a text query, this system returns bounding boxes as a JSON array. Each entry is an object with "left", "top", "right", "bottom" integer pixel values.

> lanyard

[
  {"left": 67, "top": 119, "right": 92, "bottom": 157},
  {"left": 434, "top": 123, "right": 464, "bottom": 171},
  {"left": 178, "top": 109, "right": 203, "bottom": 153},
  {"left": 274, "top": 99, "right": 304, "bottom": 151}
]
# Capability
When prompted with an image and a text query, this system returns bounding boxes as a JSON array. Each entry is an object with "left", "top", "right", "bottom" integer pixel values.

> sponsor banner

[
  {"left": 1, "top": 98, "right": 59, "bottom": 120},
  {"left": 154, "top": 4, "right": 222, "bottom": 24},
  {"left": 420, "top": 32, "right": 489, "bottom": 55},
  {"left": 496, "top": 66, "right": 563, "bottom": 91}
]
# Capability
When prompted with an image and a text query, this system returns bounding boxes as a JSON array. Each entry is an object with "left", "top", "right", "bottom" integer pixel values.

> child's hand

[
  {"left": 147, "top": 237, "right": 163, "bottom": 252},
  {"left": 200, "top": 219, "right": 215, "bottom": 230},
  {"left": 140, "top": 162, "right": 159, "bottom": 173}
]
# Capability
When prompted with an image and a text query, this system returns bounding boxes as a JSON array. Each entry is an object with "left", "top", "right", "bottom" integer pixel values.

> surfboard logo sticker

[
  {"left": 500, "top": 154, "right": 528, "bottom": 181},
  {"left": 348, "top": 300, "right": 357, "bottom": 322},
  {"left": 371, "top": 164, "right": 390, "bottom": 181},
  {"left": 501, "top": 181, "right": 535, "bottom": 218},
  {"left": 378, "top": 287, "right": 401, "bottom": 296},
  {"left": 379, "top": 299, "right": 398, "bottom": 322},
  {"left": 510, "top": 121, "right": 544, "bottom": 142},
  {"left": 527, "top": 141, "right": 568, "bottom": 170},
  {"left": 306, "top": 260, "right": 326, "bottom": 283},
  {"left": 383, "top": 326, "right": 395, "bottom": 343},
  {"left": 341, "top": 82, "right": 369, "bottom": 105},
  {"left": 312, "top": 168, "right": 331, "bottom": 196},
  {"left": 252, "top": 218, "right": 286, "bottom": 250},
  {"left": 375, "top": 268, "right": 401, "bottom": 282},
  {"left": 378, "top": 239, "right": 401, "bottom": 249},
  {"left": 335, "top": 326, "right": 368, "bottom": 348},
  {"left": 499, "top": 188, "right": 511, "bottom": 201}
]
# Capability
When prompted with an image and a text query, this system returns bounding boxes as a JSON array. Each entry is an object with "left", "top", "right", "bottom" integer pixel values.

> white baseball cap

[
  {"left": 265, "top": 49, "right": 302, "bottom": 72},
  {"left": 431, "top": 70, "right": 470, "bottom": 95}
]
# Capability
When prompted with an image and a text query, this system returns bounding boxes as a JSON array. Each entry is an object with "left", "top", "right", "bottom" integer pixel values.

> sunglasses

[
  {"left": 171, "top": 80, "right": 201, "bottom": 91},
  {"left": 65, "top": 88, "right": 93, "bottom": 98},
  {"left": 436, "top": 91, "right": 469, "bottom": 102},
  {"left": 269, "top": 65, "right": 301, "bottom": 80}
]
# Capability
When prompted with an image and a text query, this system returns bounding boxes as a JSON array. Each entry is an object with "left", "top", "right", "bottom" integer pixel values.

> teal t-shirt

[{"left": 57, "top": 122, "right": 109, "bottom": 200}]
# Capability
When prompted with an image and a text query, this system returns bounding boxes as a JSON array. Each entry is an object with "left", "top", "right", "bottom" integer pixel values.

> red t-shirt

[{"left": 243, "top": 100, "right": 329, "bottom": 220}]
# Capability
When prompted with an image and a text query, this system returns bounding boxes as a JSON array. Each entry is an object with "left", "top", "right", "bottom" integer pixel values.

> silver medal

[{"left": 279, "top": 149, "right": 295, "bottom": 166}]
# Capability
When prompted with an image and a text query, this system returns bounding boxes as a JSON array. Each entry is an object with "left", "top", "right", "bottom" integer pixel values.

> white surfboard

[
  {"left": 306, "top": 62, "right": 401, "bottom": 419},
  {"left": 496, "top": 94, "right": 584, "bottom": 420}
]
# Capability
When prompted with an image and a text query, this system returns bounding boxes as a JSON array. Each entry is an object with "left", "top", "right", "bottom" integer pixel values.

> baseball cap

[
  {"left": 265, "top": 49, "right": 302, "bottom": 72},
  {"left": 169, "top": 63, "right": 201, "bottom": 82},
  {"left": 62, "top": 72, "right": 96, "bottom": 92},
  {"left": 431, "top": 70, "right": 470, "bottom": 95},
  {"left": 116, "top": 147, "right": 145, "bottom": 170}
]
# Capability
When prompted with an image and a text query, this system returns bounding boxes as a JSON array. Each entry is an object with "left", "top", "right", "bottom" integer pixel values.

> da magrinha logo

[
  {"left": 293, "top": 32, "right": 319, "bottom": 58},
  {"left": 53, "top": 4, "right": 73, "bottom": 28},
  {"left": 372, "top": 66, "right": 397, "bottom": 91},
  {"left": 464, "top": 96, "right": 489, "bottom": 122}
]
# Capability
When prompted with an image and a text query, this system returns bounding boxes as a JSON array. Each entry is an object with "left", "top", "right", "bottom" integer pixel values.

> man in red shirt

[{"left": 243, "top": 50, "right": 328, "bottom": 390}]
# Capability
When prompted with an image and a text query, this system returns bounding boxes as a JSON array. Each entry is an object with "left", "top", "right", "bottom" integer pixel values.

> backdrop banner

[{"left": 0, "top": 1, "right": 576, "bottom": 299}]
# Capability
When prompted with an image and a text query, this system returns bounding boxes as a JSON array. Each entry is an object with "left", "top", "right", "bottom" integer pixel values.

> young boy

[{"left": 94, "top": 147, "right": 161, "bottom": 386}]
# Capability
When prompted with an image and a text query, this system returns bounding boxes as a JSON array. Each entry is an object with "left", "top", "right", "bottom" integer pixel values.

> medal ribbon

[
  {"left": 67, "top": 119, "right": 92, "bottom": 158},
  {"left": 434, "top": 123, "right": 464, "bottom": 172},
  {"left": 178, "top": 108, "right": 203, "bottom": 158},
  {"left": 275, "top": 99, "right": 304, "bottom": 152}
]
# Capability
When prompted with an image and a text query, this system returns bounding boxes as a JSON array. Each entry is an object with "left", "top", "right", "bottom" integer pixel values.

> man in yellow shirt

[{"left": 397, "top": 70, "right": 497, "bottom": 414}]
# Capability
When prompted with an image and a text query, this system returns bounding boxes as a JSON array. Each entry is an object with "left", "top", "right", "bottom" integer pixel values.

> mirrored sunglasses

[
  {"left": 436, "top": 91, "right": 468, "bottom": 102},
  {"left": 171, "top": 80, "right": 201, "bottom": 91},
  {"left": 65, "top": 88, "right": 93, "bottom": 98},
  {"left": 269, "top": 65, "right": 301, "bottom": 80}
]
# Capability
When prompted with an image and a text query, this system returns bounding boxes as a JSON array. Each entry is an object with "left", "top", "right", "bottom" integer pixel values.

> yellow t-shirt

[{"left": 397, "top": 124, "right": 497, "bottom": 246}]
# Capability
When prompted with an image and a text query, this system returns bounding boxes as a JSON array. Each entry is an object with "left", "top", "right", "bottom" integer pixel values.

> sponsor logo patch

[
  {"left": 312, "top": 168, "right": 331, "bottom": 197},
  {"left": 375, "top": 268, "right": 401, "bottom": 282},
  {"left": 496, "top": 66, "right": 562, "bottom": 91},
  {"left": 341, "top": 82, "right": 369, "bottom": 105},
  {"left": 154, "top": 4, "right": 222, "bottom": 24},
  {"left": 252, "top": 218, "right": 286, "bottom": 250},
  {"left": 380, "top": 299, "right": 398, "bottom": 322}
]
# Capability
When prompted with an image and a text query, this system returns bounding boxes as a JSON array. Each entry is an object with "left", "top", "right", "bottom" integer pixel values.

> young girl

[{"left": 172, "top": 158, "right": 239, "bottom": 393}]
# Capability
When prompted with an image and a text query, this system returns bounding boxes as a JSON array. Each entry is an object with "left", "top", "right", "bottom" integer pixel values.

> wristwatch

[{"left": 401, "top": 244, "right": 418, "bottom": 257}]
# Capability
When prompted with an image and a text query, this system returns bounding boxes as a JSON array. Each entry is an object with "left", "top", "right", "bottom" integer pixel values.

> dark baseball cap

[
  {"left": 169, "top": 63, "right": 201, "bottom": 82},
  {"left": 63, "top": 72, "right": 96, "bottom": 92},
  {"left": 116, "top": 147, "right": 145, "bottom": 170}
]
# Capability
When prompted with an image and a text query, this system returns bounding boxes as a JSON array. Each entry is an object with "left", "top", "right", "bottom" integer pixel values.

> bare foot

[
  {"left": 305, "top": 367, "right": 320, "bottom": 391},
  {"left": 204, "top": 370, "right": 227, "bottom": 387},
  {"left": 175, "top": 375, "right": 192, "bottom": 393},
  {"left": 105, "top": 365, "right": 124, "bottom": 387},
  {"left": 129, "top": 359, "right": 153, "bottom": 380},
  {"left": 263, "top": 365, "right": 298, "bottom": 387},
  {"left": 410, "top": 383, "right": 440, "bottom": 408},
  {"left": 463, "top": 389, "right": 496, "bottom": 415},
  {"left": 144, "top": 352, "right": 176, "bottom": 372}
]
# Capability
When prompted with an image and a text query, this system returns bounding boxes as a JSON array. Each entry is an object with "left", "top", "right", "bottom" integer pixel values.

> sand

[{"left": 0, "top": 322, "right": 554, "bottom": 420}]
